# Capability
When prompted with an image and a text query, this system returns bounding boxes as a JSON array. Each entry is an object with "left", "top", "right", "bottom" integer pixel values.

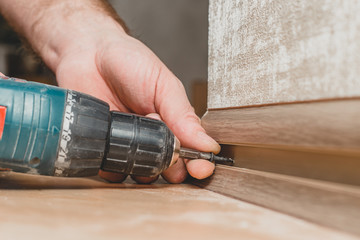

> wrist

[
  {"left": 0, "top": 0, "right": 128, "bottom": 72},
  {"left": 33, "top": 2, "right": 127, "bottom": 72}
]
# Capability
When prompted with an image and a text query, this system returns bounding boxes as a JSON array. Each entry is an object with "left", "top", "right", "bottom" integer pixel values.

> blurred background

[{"left": 0, "top": 0, "right": 209, "bottom": 116}]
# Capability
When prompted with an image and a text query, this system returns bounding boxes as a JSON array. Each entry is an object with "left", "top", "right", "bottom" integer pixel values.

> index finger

[{"left": 154, "top": 66, "right": 220, "bottom": 154}]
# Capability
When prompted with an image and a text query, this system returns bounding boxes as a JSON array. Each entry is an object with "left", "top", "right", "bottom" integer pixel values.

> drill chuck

[
  {"left": 101, "top": 111, "right": 180, "bottom": 177},
  {"left": 54, "top": 91, "right": 181, "bottom": 177}
]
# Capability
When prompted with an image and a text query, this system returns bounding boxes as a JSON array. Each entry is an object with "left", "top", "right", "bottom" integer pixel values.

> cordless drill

[{"left": 0, "top": 76, "right": 232, "bottom": 177}]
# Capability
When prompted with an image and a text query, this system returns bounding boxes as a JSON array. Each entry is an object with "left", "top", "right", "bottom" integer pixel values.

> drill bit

[{"left": 179, "top": 148, "right": 234, "bottom": 165}]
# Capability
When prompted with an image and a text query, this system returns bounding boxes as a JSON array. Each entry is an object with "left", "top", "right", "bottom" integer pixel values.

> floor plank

[
  {"left": 0, "top": 171, "right": 357, "bottom": 240},
  {"left": 191, "top": 165, "right": 360, "bottom": 236}
]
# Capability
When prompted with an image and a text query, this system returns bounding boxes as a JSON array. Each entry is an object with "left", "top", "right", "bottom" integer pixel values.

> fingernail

[{"left": 197, "top": 131, "right": 221, "bottom": 153}]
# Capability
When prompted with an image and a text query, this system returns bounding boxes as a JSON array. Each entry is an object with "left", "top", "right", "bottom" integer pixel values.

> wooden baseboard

[
  {"left": 219, "top": 144, "right": 360, "bottom": 186},
  {"left": 191, "top": 165, "right": 360, "bottom": 236},
  {"left": 203, "top": 99, "right": 360, "bottom": 151}
]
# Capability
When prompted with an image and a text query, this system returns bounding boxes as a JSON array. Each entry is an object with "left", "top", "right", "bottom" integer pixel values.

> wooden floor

[{"left": 0, "top": 171, "right": 357, "bottom": 240}]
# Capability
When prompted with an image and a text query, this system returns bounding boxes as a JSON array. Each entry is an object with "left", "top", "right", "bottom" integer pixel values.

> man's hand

[
  {"left": 0, "top": 0, "right": 220, "bottom": 183},
  {"left": 55, "top": 33, "right": 220, "bottom": 183}
]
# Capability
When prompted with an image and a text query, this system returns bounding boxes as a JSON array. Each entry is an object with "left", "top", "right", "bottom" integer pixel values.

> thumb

[{"left": 154, "top": 66, "right": 220, "bottom": 153}]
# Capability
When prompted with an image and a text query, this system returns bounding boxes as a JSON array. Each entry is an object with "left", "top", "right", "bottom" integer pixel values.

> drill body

[{"left": 0, "top": 76, "right": 177, "bottom": 177}]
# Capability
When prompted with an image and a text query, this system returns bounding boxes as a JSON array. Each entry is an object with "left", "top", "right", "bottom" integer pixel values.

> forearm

[{"left": 0, "top": 0, "right": 127, "bottom": 71}]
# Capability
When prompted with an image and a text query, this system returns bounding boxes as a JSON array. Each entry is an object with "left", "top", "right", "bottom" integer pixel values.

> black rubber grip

[
  {"left": 54, "top": 90, "right": 110, "bottom": 177},
  {"left": 101, "top": 112, "right": 175, "bottom": 177}
]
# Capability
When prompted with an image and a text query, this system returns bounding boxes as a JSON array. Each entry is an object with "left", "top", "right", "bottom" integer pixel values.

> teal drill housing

[{"left": 0, "top": 76, "right": 66, "bottom": 175}]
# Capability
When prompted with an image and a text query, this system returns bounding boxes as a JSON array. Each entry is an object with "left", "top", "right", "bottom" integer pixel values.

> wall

[{"left": 208, "top": 0, "right": 360, "bottom": 109}]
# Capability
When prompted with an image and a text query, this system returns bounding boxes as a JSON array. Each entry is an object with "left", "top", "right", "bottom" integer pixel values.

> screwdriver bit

[{"left": 179, "top": 148, "right": 234, "bottom": 165}]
